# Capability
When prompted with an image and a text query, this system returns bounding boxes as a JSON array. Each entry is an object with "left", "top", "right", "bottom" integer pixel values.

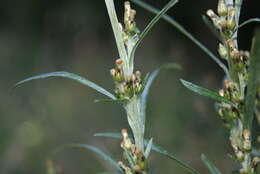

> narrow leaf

[
  {"left": 244, "top": 29, "right": 260, "bottom": 129},
  {"left": 105, "top": 0, "right": 128, "bottom": 68},
  {"left": 94, "top": 98, "right": 128, "bottom": 103},
  {"left": 95, "top": 132, "right": 122, "bottom": 139},
  {"left": 67, "top": 144, "right": 122, "bottom": 172},
  {"left": 180, "top": 79, "right": 234, "bottom": 105},
  {"left": 144, "top": 138, "right": 153, "bottom": 158},
  {"left": 141, "top": 63, "right": 181, "bottom": 126},
  {"left": 239, "top": 18, "right": 260, "bottom": 29},
  {"left": 14, "top": 71, "right": 116, "bottom": 100},
  {"left": 201, "top": 154, "right": 222, "bottom": 174},
  {"left": 97, "top": 172, "right": 119, "bottom": 174},
  {"left": 202, "top": 15, "right": 222, "bottom": 41},
  {"left": 129, "top": 0, "right": 229, "bottom": 77},
  {"left": 129, "top": 0, "right": 178, "bottom": 69},
  {"left": 94, "top": 132, "right": 202, "bottom": 174}
]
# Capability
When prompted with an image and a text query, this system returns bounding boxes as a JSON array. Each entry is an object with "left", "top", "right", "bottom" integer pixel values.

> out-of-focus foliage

[{"left": 0, "top": 0, "right": 259, "bottom": 174}]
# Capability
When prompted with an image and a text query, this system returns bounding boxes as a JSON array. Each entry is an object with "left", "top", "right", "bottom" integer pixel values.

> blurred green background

[{"left": 0, "top": 0, "right": 259, "bottom": 173}]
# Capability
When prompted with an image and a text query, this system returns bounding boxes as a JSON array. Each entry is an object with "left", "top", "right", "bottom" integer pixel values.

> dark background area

[{"left": 0, "top": 0, "right": 259, "bottom": 173}]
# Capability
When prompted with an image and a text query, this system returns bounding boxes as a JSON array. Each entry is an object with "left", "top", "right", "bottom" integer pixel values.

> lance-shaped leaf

[
  {"left": 129, "top": 0, "right": 229, "bottom": 77},
  {"left": 94, "top": 132, "right": 202, "bottom": 174},
  {"left": 244, "top": 29, "right": 260, "bottom": 129},
  {"left": 201, "top": 154, "right": 222, "bottom": 174},
  {"left": 202, "top": 15, "right": 222, "bottom": 41},
  {"left": 65, "top": 144, "right": 122, "bottom": 172},
  {"left": 105, "top": 0, "right": 129, "bottom": 75},
  {"left": 129, "top": 0, "right": 178, "bottom": 69},
  {"left": 14, "top": 71, "right": 116, "bottom": 100},
  {"left": 94, "top": 98, "right": 129, "bottom": 104},
  {"left": 140, "top": 63, "right": 181, "bottom": 126},
  {"left": 180, "top": 79, "right": 234, "bottom": 105}
]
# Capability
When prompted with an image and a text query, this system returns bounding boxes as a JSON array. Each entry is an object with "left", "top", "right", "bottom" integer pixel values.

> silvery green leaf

[
  {"left": 14, "top": 71, "right": 116, "bottom": 100},
  {"left": 180, "top": 79, "right": 234, "bottom": 105},
  {"left": 105, "top": 0, "right": 130, "bottom": 76},
  {"left": 124, "top": 96, "right": 144, "bottom": 151},
  {"left": 201, "top": 154, "right": 222, "bottom": 174},
  {"left": 144, "top": 138, "right": 153, "bottom": 158},
  {"left": 94, "top": 98, "right": 129, "bottom": 103}
]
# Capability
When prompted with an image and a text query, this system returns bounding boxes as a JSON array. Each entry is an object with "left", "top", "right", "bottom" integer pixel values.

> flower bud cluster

[
  {"left": 111, "top": 59, "right": 143, "bottom": 99},
  {"left": 207, "top": 0, "right": 236, "bottom": 37},
  {"left": 217, "top": 80, "right": 241, "bottom": 128},
  {"left": 118, "top": 129, "right": 146, "bottom": 174},
  {"left": 207, "top": 0, "right": 250, "bottom": 76},
  {"left": 207, "top": 1, "right": 258, "bottom": 173},
  {"left": 123, "top": 1, "right": 140, "bottom": 43},
  {"left": 229, "top": 129, "right": 256, "bottom": 174}
]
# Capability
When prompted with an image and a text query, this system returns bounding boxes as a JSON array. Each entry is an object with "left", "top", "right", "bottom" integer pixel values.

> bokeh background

[{"left": 0, "top": 0, "right": 259, "bottom": 173}]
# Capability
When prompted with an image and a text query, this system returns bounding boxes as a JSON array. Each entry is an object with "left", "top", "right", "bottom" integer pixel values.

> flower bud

[
  {"left": 218, "top": 44, "right": 228, "bottom": 59},
  {"left": 206, "top": 10, "right": 221, "bottom": 29},
  {"left": 243, "top": 129, "right": 250, "bottom": 141},
  {"left": 207, "top": 9, "right": 217, "bottom": 18},
  {"left": 218, "top": 0, "right": 228, "bottom": 16},
  {"left": 135, "top": 71, "right": 141, "bottom": 78},
  {"left": 110, "top": 69, "right": 116, "bottom": 77},
  {"left": 115, "top": 58, "right": 123, "bottom": 67},
  {"left": 227, "top": 8, "right": 236, "bottom": 30}
]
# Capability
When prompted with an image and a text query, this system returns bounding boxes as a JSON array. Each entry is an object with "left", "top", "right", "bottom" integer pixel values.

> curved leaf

[
  {"left": 180, "top": 79, "right": 234, "bottom": 105},
  {"left": 244, "top": 29, "right": 260, "bottom": 129},
  {"left": 94, "top": 132, "right": 202, "bottom": 174},
  {"left": 129, "top": 0, "right": 179, "bottom": 69},
  {"left": 129, "top": 0, "right": 229, "bottom": 77},
  {"left": 66, "top": 144, "right": 122, "bottom": 172},
  {"left": 238, "top": 18, "right": 260, "bottom": 29},
  {"left": 14, "top": 71, "right": 116, "bottom": 100},
  {"left": 140, "top": 63, "right": 181, "bottom": 125},
  {"left": 201, "top": 154, "right": 222, "bottom": 174}
]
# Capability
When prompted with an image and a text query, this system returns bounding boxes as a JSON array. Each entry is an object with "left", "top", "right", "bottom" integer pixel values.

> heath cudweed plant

[{"left": 15, "top": 0, "right": 260, "bottom": 174}]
